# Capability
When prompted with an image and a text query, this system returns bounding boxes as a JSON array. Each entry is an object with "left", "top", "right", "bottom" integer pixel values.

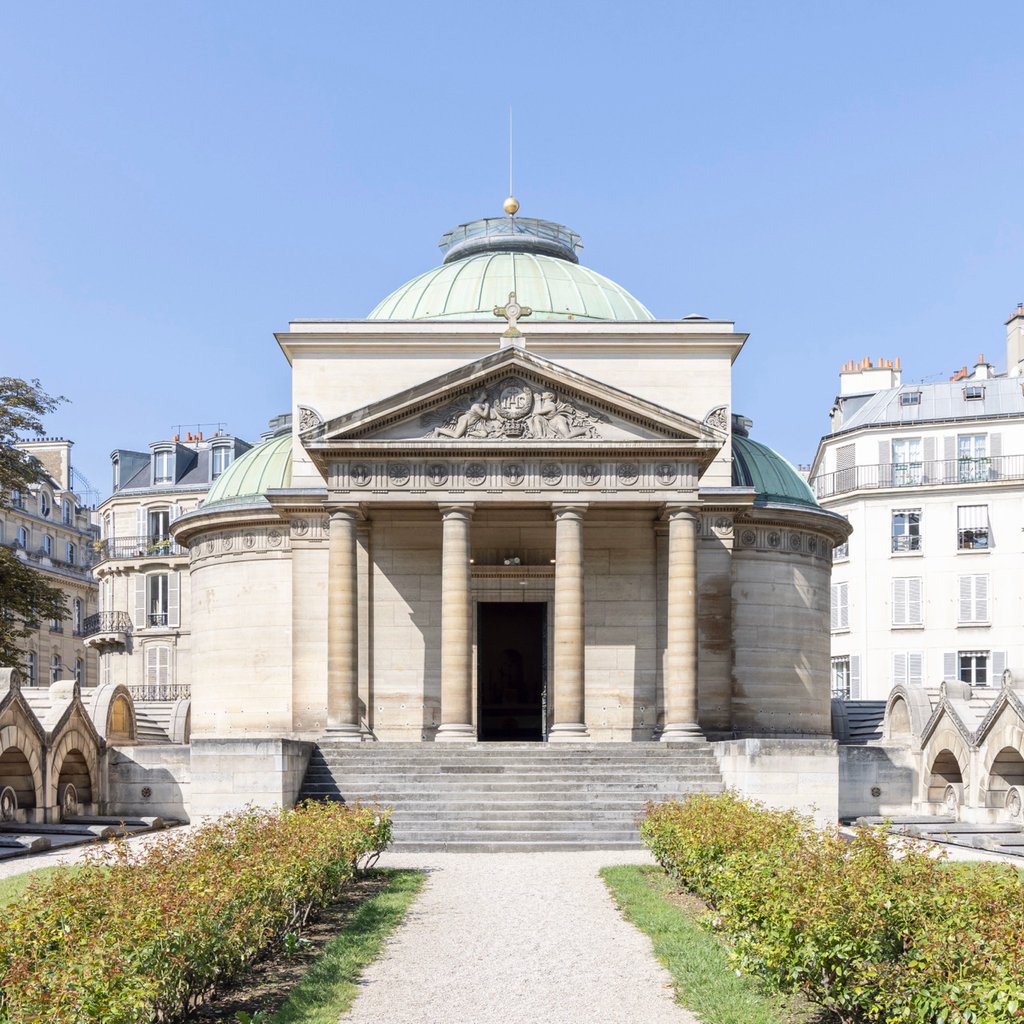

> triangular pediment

[{"left": 303, "top": 348, "right": 724, "bottom": 449}]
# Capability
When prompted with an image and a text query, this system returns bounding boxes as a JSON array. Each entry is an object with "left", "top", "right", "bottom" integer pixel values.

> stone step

[
  {"left": 394, "top": 819, "right": 640, "bottom": 834},
  {"left": 302, "top": 773, "right": 723, "bottom": 788},
  {"left": 393, "top": 839, "right": 644, "bottom": 853}
]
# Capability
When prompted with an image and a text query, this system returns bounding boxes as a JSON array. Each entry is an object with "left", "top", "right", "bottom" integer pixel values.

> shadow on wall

[
  {"left": 838, "top": 744, "right": 916, "bottom": 821},
  {"left": 106, "top": 746, "right": 190, "bottom": 822}
]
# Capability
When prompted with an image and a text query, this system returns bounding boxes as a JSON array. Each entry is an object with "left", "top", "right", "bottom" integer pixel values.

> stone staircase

[
  {"left": 133, "top": 701, "right": 175, "bottom": 743},
  {"left": 299, "top": 741, "right": 725, "bottom": 852}
]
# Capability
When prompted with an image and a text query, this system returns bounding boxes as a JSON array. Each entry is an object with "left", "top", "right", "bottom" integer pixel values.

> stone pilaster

[
  {"left": 549, "top": 503, "right": 589, "bottom": 741},
  {"left": 662, "top": 506, "right": 702, "bottom": 741},
  {"left": 326, "top": 505, "right": 362, "bottom": 739},
  {"left": 436, "top": 503, "right": 475, "bottom": 742}
]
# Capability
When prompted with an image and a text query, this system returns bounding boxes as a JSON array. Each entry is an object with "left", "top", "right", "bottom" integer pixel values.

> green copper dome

[
  {"left": 732, "top": 435, "right": 818, "bottom": 508},
  {"left": 368, "top": 216, "right": 654, "bottom": 322},
  {"left": 204, "top": 432, "right": 292, "bottom": 507}
]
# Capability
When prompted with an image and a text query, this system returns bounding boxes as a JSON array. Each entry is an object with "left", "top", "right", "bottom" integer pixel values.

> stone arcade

[{"left": 133, "top": 211, "right": 852, "bottom": 825}]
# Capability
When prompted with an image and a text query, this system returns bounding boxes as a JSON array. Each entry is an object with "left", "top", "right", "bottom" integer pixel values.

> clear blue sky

[{"left": 3, "top": 2, "right": 1023, "bottom": 499}]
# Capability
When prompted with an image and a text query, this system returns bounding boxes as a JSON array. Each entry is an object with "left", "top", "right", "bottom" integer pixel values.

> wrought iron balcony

[
  {"left": 128, "top": 682, "right": 190, "bottom": 701},
  {"left": 813, "top": 456, "right": 1022, "bottom": 499},
  {"left": 95, "top": 535, "right": 185, "bottom": 561},
  {"left": 82, "top": 611, "right": 133, "bottom": 650}
]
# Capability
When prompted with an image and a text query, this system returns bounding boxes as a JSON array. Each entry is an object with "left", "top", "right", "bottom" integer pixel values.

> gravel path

[{"left": 342, "top": 849, "right": 700, "bottom": 1024}]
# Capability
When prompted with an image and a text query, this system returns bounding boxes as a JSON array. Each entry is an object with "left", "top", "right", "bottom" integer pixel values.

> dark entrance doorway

[{"left": 477, "top": 602, "right": 546, "bottom": 741}]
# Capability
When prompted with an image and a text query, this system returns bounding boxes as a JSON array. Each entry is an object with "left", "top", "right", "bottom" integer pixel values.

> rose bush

[
  {"left": 0, "top": 801, "right": 391, "bottom": 1024},
  {"left": 640, "top": 793, "right": 1024, "bottom": 1024}
]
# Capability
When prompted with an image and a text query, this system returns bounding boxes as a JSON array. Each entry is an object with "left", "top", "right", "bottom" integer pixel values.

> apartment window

[
  {"left": 959, "top": 651, "right": 988, "bottom": 687},
  {"left": 957, "top": 434, "right": 989, "bottom": 483},
  {"left": 62, "top": 500, "right": 72, "bottom": 525},
  {"left": 891, "top": 438, "right": 923, "bottom": 486},
  {"left": 66, "top": 541, "right": 76, "bottom": 565},
  {"left": 42, "top": 534, "right": 52, "bottom": 556},
  {"left": 831, "top": 657, "right": 851, "bottom": 699},
  {"left": 958, "top": 574, "right": 989, "bottom": 624},
  {"left": 899, "top": 392, "right": 922, "bottom": 407},
  {"left": 893, "top": 652, "right": 924, "bottom": 687},
  {"left": 147, "top": 573, "right": 169, "bottom": 627},
  {"left": 154, "top": 450, "right": 174, "bottom": 485},
  {"left": 112, "top": 456, "right": 120, "bottom": 492},
  {"left": 957, "top": 505, "right": 990, "bottom": 550},
  {"left": 211, "top": 445, "right": 233, "bottom": 479},
  {"left": 145, "top": 644, "right": 171, "bottom": 689},
  {"left": 75, "top": 657, "right": 84, "bottom": 686},
  {"left": 15, "top": 526, "right": 27, "bottom": 548},
  {"left": 963, "top": 385, "right": 984, "bottom": 400},
  {"left": 49, "top": 615, "right": 62, "bottom": 633},
  {"left": 50, "top": 654, "right": 62, "bottom": 683},
  {"left": 38, "top": 491, "right": 50, "bottom": 518},
  {"left": 891, "top": 509, "right": 921, "bottom": 553},
  {"left": 25, "top": 651, "right": 36, "bottom": 686},
  {"left": 830, "top": 581, "right": 849, "bottom": 631},
  {"left": 72, "top": 598, "right": 83, "bottom": 635},
  {"left": 11, "top": 489, "right": 25, "bottom": 509},
  {"left": 892, "top": 577, "right": 923, "bottom": 627},
  {"left": 148, "top": 508, "right": 170, "bottom": 543},
  {"left": 833, "top": 540, "right": 850, "bottom": 561}
]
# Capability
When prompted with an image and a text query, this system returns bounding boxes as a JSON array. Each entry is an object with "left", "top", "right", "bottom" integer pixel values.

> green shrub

[
  {"left": 640, "top": 793, "right": 1024, "bottom": 1024},
  {"left": 0, "top": 801, "right": 391, "bottom": 1024}
]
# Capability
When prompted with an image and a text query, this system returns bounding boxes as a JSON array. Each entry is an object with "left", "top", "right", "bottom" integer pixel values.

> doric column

[
  {"left": 437, "top": 503, "right": 475, "bottom": 741},
  {"left": 662, "top": 506, "right": 702, "bottom": 740},
  {"left": 549, "top": 503, "right": 589, "bottom": 741},
  {"left": 327, "top": 505, "right": 362, "bottom": 739}
]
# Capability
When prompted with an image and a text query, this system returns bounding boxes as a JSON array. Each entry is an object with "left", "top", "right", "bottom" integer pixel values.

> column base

[
  {"left": 660, "top": 723, "right": 705, "bottom": 743},
  {"left": 436, "top": 723, "right": 476, "bottom": 743},
  {"left": 325, "top": 724, "right": 364, "bottom": 743},
  {"left": 548, "top": 723, "right": 590, "bottom": 742}
]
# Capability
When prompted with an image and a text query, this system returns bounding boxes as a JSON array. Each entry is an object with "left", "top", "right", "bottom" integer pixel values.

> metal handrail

[
  {"left": 95, "top": 535, "right": 185, "bottom": 560},
  {"left": 83, "top": 610, "right": 133, "bottom": 636},
  {"left": 813, "top": 455, "right": 1018, "bottom": 499}
]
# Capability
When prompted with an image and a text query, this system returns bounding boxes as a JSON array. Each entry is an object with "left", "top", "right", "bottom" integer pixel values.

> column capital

[
  {"left": 661, "top": 504, "right": 698, "bottom": 524},
  {"left": 552, "top": 502, "right": 589, "bottom": 522},
  {"left": 326, "top": 503, "right": 364, "bottom": 522},
  {"left": 438, "top": 502, "right": 475, "bottom": 521}
]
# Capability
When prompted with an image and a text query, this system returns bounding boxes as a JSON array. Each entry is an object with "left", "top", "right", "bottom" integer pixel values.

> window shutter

[
  {"left": 839, "top": 582, "right": 848, "bottom": 628},
  {"left": 908, "top": 577, "right": 922, "bottom": 624},
  {"left": 145, "top": 646, "right": 157, "bottom": 686},
  {"left": 133, "top": 575, "right": 146, "bottom": 629},
  {"left": 830, "top": 583, "right": 839, "bottom": 630},
  {"left": 975, "top": 574, "right": 988, "bottom": 622},
  {"left": 958, "top": 575, "right": 973, "bottom": 623},
  {"left": 170, "top": 503, "right": 182, "bottom": 522},
  {"left": 836, "top": 444, "right": 855, "bottom": 470},
  {"left": 136, "top": 506, "right": 147, "bottom": 540},
  {"left": 879, "top": 440, "right": 891, "bottom": 465},
  {"left": 893, "top": 652, "right": 907, "bottom": 687},
  {"left": 923, "top": 436, "right": 935, "bottom": 466},
  {"left": 992, "top": 650, "right": 1007, "bottom": 683},
  {"left": 892, "top": 579, "right": 907, "bottom": 626},
  {"left": 990, "top": 432, "right": 1001, "bottom": 458},
  {"left": 168, "top": 571, "right": 180, "bottom": 628},
  {"left": 908, "top": 652, "right": 924, "bottom": 686},
  {"left": 944, "top": 435, "right": 956, "bottom": 461},
  {"left": 850, "top": 655, "right": 862, "bottom": 698},
  {"left": 943, "top": 652, "right": 957, "bottom": 680}
]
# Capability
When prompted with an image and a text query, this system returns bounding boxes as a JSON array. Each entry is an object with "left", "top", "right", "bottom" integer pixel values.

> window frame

[{"left": 891, "top": 508, "right": 922, "bottom": 554}]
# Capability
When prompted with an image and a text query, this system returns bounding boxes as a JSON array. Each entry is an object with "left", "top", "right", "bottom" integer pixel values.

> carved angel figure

[
  {"left": 529, "top": 391, "right": 595, "bottom": 439},
  {"left": 433, "top": 389, "right": 493, "bottom": 438}
]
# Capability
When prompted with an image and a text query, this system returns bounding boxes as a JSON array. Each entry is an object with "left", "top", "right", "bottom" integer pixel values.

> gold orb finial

[{"left": 503, "top": 195, "right": 520, "bottom": 216}]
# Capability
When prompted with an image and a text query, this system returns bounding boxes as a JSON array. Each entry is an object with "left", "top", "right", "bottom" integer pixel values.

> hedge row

[
  {"left": 0, "top": 801, "right": 392, "bottom": 1024},
  {"left": 640, "top": 792, "right": 1024, "bottom": 1024}
]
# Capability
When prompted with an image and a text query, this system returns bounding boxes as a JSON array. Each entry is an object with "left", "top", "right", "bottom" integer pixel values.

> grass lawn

[
  {"left": 0, "top": 865, "right": 82, "bottom": 907},
  {"left": 602, "top": 864, "right": 835, "bottom": 1024},
  {"left": 269, "top": 868, "right": 425, "bottom": 1024}
]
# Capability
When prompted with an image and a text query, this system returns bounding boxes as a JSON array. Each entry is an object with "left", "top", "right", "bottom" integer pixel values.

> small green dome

[
  {"left": 368, "top": 215, "right": 654, "bottom": 322},
  {"left": 732, "top": 435, "right": 818, "bottom": 508},
  {"left": 204, "top": 432, "right": 292, "bottom": 507}
]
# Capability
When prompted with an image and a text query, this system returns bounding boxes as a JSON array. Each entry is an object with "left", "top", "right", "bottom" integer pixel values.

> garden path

[{"left": 340, "top": 849, "right": 700, "bottom": 1024}]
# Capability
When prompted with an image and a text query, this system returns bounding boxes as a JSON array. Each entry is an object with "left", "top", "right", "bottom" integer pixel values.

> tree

[{"left": 0, "top": 378, "right": 69, "bottom": 668}]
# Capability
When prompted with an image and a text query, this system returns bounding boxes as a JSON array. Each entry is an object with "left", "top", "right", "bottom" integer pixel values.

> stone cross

[{"left": 493, "top": 291, "right": 533, "bottom": 339}]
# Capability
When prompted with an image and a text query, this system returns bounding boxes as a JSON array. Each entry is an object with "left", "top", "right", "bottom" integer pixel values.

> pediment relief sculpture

[{"left": 425, "top": 377, "right": 605, "bottom": 441}]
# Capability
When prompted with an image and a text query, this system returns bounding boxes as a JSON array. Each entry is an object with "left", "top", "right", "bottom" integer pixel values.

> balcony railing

[
  {"left": 83, "top": 610, "right": 133, "bottom": 637},
  {"left": 813, "top": 456, "right": 1022, "bottom": 499},
  {"left": 128, "top": 682, "right": 190, "bottom": 701},
  {"left": 96, "top": 535, "right": 185, "bottom": 560}
]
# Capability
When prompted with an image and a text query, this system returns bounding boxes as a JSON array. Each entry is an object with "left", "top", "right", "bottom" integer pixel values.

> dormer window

[
  {"left": 154, "top": 450, "right": 174, "bottom": 485},
  {"left": 112, "top": 455, "right": 120, "bottom": 492},
  {"left": 39, "top": 491, "right": 51, "bottom": 518},
  {"left": 963, "top": 385, "right": 984, "bottom": 400},
  {"left": 211, "top": 445, "right": 233, "bottom": 480},
  {"left": 899, "top": 392, "right": 922, "bottom": 407}
]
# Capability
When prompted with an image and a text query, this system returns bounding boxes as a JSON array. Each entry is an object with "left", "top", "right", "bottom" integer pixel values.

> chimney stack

[{"left": 1008, "top": 303, "right": 1024, "bottom": 377}]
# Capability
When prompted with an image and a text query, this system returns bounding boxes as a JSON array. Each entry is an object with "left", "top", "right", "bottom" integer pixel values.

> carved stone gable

[{"left": 425, "top": 376, "right": 605, "bottom": 441}]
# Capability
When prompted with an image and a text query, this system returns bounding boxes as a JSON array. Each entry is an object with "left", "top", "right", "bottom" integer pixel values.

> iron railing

[
  {"left": 129, "top": 682, "right": 190, "bottom": 701},
  {"left": 813, "top": 456, "right": 1022, "bottom": 499},
  {"left": 96, "top": 535, "right": 185, "bottom": 560},
  {"left": 83, "top": 610, "right": 133, "bottom": 637}
]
